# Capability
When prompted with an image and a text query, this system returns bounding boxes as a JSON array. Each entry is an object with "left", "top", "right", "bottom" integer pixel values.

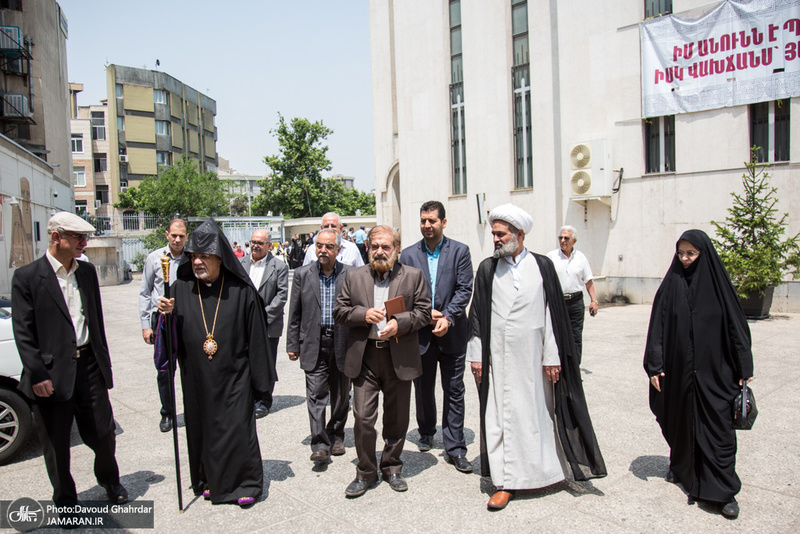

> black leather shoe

[
  {"left": 310, "top": 449, "right": 330, "bottom": 463},
  {"left": 254, "top": 401, "right": 269, "bottom": 419},
  {"left": 383, "top": 473, "right": 408, "bottom": 492},
  {"left": 721, "top": 499, "right": 739, "bottom": 519},
  {"left": 418, "top": 434, "right": 433, "bottom": 452},
  {"left": 345, "top": 476, "right": 379, "bottom": 498},
  {"left": 445, "top": 453, "right": 473, "bottom": 474},
  {"left": 159, "top": 415, "right": 172, "bottom": 433},
  {"left": 101, "top": 483, "right": 128, "bottom": 504}
]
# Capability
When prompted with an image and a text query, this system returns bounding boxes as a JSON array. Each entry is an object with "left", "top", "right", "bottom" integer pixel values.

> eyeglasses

[
  {"left": 321, "top": 224, "right": 339, "bottom": 229},
  {"left": 676, "top": 250, "right": 700, "bottom": 259},
  {"left": 62, "top": 232, "right": 89, "bottom": 242},
  {"left": 250, "top": 240, "right": 267, "bottom": 246},
  {"left": 558, "top": 236, "right": 572, "bottom": 241}
]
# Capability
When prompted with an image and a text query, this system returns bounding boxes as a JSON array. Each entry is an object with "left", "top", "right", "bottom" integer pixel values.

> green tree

[
  {"left": 712, "top": 147, "right": 800, "bottom": 297},
  {"left": 252, "top": 114, "right": 375, "bottom": 218},
  {"left": 115, "top": 155, "right": 228, "bottom": 248}
]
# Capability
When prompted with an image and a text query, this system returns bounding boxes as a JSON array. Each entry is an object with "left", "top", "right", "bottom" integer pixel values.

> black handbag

[{"left": 733, "top": 383, "right": 758, "bottom": 430}]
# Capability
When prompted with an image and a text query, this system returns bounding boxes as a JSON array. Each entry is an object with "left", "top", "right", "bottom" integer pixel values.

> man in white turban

[{"left": 467, "top": 204, "right": 606, "bottom": 511}]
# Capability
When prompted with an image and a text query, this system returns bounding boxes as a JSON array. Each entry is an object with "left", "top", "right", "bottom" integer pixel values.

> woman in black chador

[{"left": 644, "top": 229, "right": 753, "bottom": 520}]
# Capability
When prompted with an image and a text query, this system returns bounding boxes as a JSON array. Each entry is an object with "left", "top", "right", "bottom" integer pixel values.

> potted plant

[{"left": 711, "top": 147, "right": 800, "bottom": 319}]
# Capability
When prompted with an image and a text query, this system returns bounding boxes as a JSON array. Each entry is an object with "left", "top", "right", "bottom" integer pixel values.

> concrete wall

[{"left": 369, "top": 0, "right": 800, "bottom": 312}]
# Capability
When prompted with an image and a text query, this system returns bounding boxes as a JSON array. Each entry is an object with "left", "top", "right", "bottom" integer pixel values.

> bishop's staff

[{"left": 160, "top": 255, "right": 184, "bottom": 513}]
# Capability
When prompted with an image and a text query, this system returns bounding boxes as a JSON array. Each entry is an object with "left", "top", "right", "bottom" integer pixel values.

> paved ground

[{"left": 1, "top": 273, "right": 799, "bottom": 533}]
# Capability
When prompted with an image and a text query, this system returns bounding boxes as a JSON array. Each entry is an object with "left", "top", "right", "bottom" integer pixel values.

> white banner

[{"left": 641, "top": 0, "right": 800, "bottom": 117}]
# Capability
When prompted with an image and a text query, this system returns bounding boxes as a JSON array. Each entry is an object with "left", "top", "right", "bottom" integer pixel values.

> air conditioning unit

[
  {"left": 119, "top": 154, "right": 128, "bottom": 163},
  {"left": 0, "top": 26, "right": 22, "bottom": 54},
  {"left": 568, "top": 140, "right": 613, "bottom": 201},
  {"left": 2, "top": 93, "right": 31, "bottom": 118},
  {"left": 95, "top": 200, "right": 102, "bottom": 209},
  {"left": 120, "top": 186, "right": 128, "bottom": 193}
]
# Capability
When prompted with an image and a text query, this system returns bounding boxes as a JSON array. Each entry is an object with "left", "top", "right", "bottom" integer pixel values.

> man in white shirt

[
  {"left": 302, "top": 212, "right": 364, "bottom": 267},
  {"left": 12, "top": 212, "right": 128, "bottom": 505},
  {"left": 546, "top": 225, "right": 598, "bottom": 364},
  {"left": 240, "top": 228, "right": 288, "bottom": 418},
  {"left": 138, "top": 219, "right": 188, "bottom": 432}
]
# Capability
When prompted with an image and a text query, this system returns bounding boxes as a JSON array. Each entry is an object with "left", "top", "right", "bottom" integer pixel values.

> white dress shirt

[
  {"left": 248, "top": 255, "right": 267, "bottom": 288},
  {"left": 546, "top": 248, "right": 593, "bottom": 294},
  {"left": 46, "top": 251, "right": 89, "bottom": 347}
]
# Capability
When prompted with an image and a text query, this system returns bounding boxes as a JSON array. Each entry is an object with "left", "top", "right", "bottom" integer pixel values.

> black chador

[
  {"left": 172, "top": 219, "right": 276, "bottom": 504},
  {"left": 645, "top": 229, "right": 753, "bottom": 504}
]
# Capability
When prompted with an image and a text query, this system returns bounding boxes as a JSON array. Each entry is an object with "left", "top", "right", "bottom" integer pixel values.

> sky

[{"left": 58, "top": 0, "right": 375, "bottom": 192}]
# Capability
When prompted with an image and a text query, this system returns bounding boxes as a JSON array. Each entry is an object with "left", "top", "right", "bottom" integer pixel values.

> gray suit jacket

[
  {"left": 286, "top": 261, "right": 350, "bottom": 372},
  {"left": 240, "top": 252, "right": 289, "bottom": 338}
]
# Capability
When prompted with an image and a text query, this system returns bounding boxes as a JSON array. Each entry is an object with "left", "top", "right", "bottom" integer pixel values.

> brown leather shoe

[{"left": 487, "top": 490, "right": 514, "bottom": 510}]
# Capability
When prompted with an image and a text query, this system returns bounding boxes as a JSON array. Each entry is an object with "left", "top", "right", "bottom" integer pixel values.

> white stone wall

[{"left": 370, "top": 0, "right": 800, "bottom": 312}]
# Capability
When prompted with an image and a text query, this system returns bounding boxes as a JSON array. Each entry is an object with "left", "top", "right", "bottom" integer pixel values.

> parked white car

[{"left": 0, "top": 308, "right": 33, "bottom": 464}]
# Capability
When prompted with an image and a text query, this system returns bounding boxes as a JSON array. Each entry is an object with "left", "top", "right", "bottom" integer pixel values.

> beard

[
  {"left": 369, "top": 250, "right": 398, "bottom": 274},
  {"left": 492, "top": 235, "right": 520, "bottom": 259}
]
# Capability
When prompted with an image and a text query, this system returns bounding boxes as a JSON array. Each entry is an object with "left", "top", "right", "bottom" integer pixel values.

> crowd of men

[{"left": 12, "top": 204, "right": 606, "bottom": 512}]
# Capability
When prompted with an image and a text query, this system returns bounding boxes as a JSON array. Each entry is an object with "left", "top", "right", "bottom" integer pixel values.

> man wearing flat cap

[
  {"left": 466, "top": 204, "right": 606, "bottom": 511},
  {"left": 159, "top": 218, "right": 275, "bottom": 507},
  {"left": 12, "top": 212, "right": 128, "bottom": 504}
]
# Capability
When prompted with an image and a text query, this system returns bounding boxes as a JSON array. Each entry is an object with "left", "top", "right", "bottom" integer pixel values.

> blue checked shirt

[{"left": 318, "top": 262, "right": 339, "bottom": 328}]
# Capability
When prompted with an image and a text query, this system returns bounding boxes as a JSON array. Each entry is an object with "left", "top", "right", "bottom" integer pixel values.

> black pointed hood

[{"left": 177, "top": 218, "right": 253, "bottom": 287}]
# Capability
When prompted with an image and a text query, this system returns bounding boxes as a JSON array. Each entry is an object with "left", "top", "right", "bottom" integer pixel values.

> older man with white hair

[
  {"left": 467, "top": 204, "right": 606, "bottom": 511},
  {"left": 546, "top": 225, "right": 598, "bottom": 364},
  {"left": 302, "top": 212, "right": 365, "bottom": 267}
]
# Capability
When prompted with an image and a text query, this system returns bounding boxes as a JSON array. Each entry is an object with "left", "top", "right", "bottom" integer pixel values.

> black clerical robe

[
  {"left": 469, "top": 254, "right": 606, "bottom": 482},
  {"left": 173, "top": 270, "right": 274, "bottom": 503}
]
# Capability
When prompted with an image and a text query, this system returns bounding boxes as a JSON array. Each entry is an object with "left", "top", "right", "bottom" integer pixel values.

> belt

[
  {"left": 368, "top": 339, "right": 391, "bottom": 349},
  {"left": 321, "top": 327, "right": 334, "bottom": 336},
  {"left": 76, "top": 344, "right": 91, "bottom": 358},
  {"left": 563, "top": 291, "right": 583, "bottom": 301}
]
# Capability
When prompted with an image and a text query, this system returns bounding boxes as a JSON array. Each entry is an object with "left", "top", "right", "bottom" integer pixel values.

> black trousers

[
  {"left": 255, "top": 337, "right": 280, "bottom": 409},
  {"left": 34, "top": 349, "right": 121, "bottom": 502},
  {"left": 352, "top": 343, "right": 411, "bottom": 479},
  {"left": 304, "top": 333, "right": 350, "bottom": 452},
  {"left": 413, "top": 343, "right": 467, "bottom": 456},
  {"left": 152, "top": 313, "right": 176, "bottom": 417},
  {"left": 566, "top": 296, "right": 585, "bottom": 364}
]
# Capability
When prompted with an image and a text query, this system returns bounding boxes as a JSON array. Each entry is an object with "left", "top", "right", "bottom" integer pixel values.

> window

[
  {"left": 645, "top": 0, "right": 672, "bottom": 18},
  {"left": 93, "top": 153, "right": 107, "bottom": 173},
  {"left": 0, "top": 0, "right": 23, "bottom": 10},
  {"left": 512, "top": 0, "right": 532, "bottom": 189},
  {"left": 156, "top": 151, "right": 172, "bottom": 165},
  {"left": 91, "top": 111, "right": 106, "bottom": 140},
  {"left": 115, "top": 84, "right": 123, "bottom": 98},
  {"left": 95, "top": 185, "right": 109, "bottom": 205},
  {"left": 73, "top": 166, "right": 85, "bottom": 187},
  {"left": 117, "top": 116, "right": 125, "bottom": 131},
  {"left": 154, "top": 90, "right": 167, "bottom": 104},
  {"left": 750, "top": 100, "right": 790, "bottom": 163},
  {"left": 74, "top": 200, "right": 87, "bottom": 216},
  {"left": 155, "top": 120, "right": 170, "bottom": 135},
  {"left": 71, "top": 133, "right": 83, "bottom": 153},
  {"left": 450, "top": 0, "right": 467, "bottom": 195},
  {"left": 644, "top": 115, "right": 675, "bottom": 173}
]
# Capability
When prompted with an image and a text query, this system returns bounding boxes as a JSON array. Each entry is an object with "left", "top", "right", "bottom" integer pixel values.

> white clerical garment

[{"left": 467, "top": 251, "right": 565, "bottom": 489}]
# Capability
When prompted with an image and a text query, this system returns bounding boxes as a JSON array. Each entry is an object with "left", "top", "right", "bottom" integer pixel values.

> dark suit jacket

[
  {"left": 400, "top": 236, "right": 473, "bottom": 355},
  {"left": 333, "top": 263, "right": 431, "bottom": 381},
  {"left": 240, "top": 252, "right": 289, "bottom": 338},
  {"left": 12, "top": 255, "right": 112, "bottom": 401},
  {"left": 286, "top": 261, "right": 350, "bottom": 372}
]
